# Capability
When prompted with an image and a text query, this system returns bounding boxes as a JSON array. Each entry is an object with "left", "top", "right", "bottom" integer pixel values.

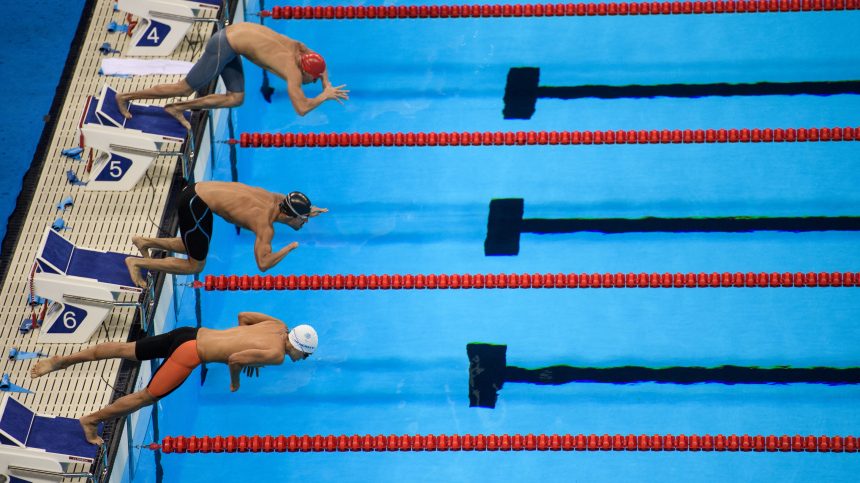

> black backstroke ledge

[{"left": 502, "top": 67, "right": 860, "bottom": 119}]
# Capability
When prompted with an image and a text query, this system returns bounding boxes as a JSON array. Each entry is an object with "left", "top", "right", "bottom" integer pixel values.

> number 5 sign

[{"left": 94, "top": 154, "right": 133, "bottom": 182}]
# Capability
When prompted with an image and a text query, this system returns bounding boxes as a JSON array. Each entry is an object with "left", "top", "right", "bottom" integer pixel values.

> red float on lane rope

[
  {"left": 152, "top": 432, "right": 857, "bottom": 453},
  {"left": 260, "top": 0, "right": 855, "bottom": 18},
  {"left": 228, "top": 127, "right": 858, "bottom": 147},
  {"left": 201, "top": 271, "right": 859, "bottom": 291}
]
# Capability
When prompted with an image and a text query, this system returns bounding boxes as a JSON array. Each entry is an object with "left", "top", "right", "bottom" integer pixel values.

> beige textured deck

[{"left": 0, "top": 0, "right": 219, "bottom": 479}]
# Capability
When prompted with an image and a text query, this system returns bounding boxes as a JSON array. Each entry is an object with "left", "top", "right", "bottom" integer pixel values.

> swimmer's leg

[
  {"left": 116, "top": 80, "right": 196, "bottom": 120},
  {"left": 164, "top": 91, "right": 245, "bottom": 129},
  {"left": 31, "top": 342, "right": 137, "bottom": 378},
  {"left": 126, "top": 256, "right": 206, "bottom": 288},
  {"left": 80, "top": 389, "right": 157, "bottom": 445},
  {"left": 132, "top": 236, "right": 186, "bottom": 258}
]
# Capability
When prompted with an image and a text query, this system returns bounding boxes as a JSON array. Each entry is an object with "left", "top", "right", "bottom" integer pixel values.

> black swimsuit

[{"left": 177, "top": 183, "right": 213, "bottom": 261}]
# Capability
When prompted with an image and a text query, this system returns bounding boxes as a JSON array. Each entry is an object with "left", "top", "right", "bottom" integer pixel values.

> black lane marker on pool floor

[
  {"left": 502, "top": 67, "right": 860, "bottom": 119},
  {"left": 468, "top": 343, "right": 860, "bottom": 408},
  {"left": 485, "top": 198, "right": 860, "bottom": 256}
]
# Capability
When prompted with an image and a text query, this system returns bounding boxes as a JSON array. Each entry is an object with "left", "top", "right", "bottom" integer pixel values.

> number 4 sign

[{"left": 137, "top": 20, "right": 172, "bottom": 47}]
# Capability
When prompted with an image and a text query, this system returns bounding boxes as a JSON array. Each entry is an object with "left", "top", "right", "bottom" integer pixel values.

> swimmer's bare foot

[
  {"left": 125, "top": 257, "right": 147, "bottom": 288},
  {"left": 164, "top": 104, "right": 191, "bottom": 130},
  {"left": 132, "top": 236, "right": 150, "bottom": 258},
  {"left": 116, "top": 93, "right": 132, "bottom": 120},
  {"left": 80, "top": 416, "right": 104, "bottom": 445},
  {"left": 30, "top": 354, "right": 65, "bottom": 378}
]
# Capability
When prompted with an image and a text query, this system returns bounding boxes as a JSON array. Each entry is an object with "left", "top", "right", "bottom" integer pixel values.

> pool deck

[{"left": 0, "top": 0, "right": 219, "bottom": 479}]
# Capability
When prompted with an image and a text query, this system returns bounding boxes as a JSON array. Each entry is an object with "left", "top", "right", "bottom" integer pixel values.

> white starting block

[
  {"left": 77, "top": 85, "right": 190, "bottom": 191},
  {"left": 118, "top": 0, "right": 221, "bottom": 57},
  {"left": 29, "top": 228, "right": 150, "bottom": 344},
  {"left": 0, "top": 395, "right": 105, "bottom": 483}
]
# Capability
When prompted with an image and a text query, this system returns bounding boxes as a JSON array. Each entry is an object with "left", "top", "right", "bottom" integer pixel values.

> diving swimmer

[
  {"left": 125, "top": 181, "right": 327, "bottom": 288},
  {"left": 114, "top": 22, "right": 349, "bottom": 129},
  {"left": 30, "top": 312, "right": 318, "bottom": 444}
]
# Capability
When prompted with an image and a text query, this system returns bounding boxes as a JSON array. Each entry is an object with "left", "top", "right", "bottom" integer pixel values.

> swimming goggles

[{"left": 282, "top": 193, "right": 309, "bottom": 221}]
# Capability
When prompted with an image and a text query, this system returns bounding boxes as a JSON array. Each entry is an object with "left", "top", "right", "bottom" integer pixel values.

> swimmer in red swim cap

[{"left": 114, "top": 23, "right": 348, "bottom": 128}]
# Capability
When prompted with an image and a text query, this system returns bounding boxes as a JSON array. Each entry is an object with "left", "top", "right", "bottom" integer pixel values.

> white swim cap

[{"left": 288, "top": 325, "right": 318, "bottom": 354}]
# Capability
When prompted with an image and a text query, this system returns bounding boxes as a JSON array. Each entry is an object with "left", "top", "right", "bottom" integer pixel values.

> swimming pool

[
  {"left": 127, "top": 3, "right": 860, "bottom": 481},
  {"left": 0, "top": 0, "right": 87, "bottom": 256}
]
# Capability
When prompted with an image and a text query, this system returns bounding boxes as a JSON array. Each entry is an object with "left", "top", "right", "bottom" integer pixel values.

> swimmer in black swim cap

[
  {"left": 125, "top": 182, "right": 328, "bottom": 287},
  {"left": 279, "top": 191, "right": 320, "bottom": 231}
]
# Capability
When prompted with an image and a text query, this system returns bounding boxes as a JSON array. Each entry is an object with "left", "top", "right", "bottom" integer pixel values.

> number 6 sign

[{"left": 46, "top": 304, "right": 89, "bottom": 335}]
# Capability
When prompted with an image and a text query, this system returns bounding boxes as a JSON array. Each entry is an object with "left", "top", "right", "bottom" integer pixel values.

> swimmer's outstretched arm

[
  {"left": 287, "top": 82, "right": 349, "bottom": 116},
  {"left": 253, "top": 225, "right": 298, "bottom": 272},
  {"left": 308, "top": 206, "right": 329, "bottom": 217},
  {"left": 320, "top": 70, "right": 332, "bottom": 90},
  {"left": 238, "top": 312, "right": 285, "bottom": 326},
  {"left": 271, "top": 65, "right": 349, "bottom": 117},
  {"left": 228, "top": 349, "right": 285, "bottom": 391}
]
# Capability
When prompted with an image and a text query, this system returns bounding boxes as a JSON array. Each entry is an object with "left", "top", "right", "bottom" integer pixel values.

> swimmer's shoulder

[{"left": 257, "top": 319, "right": 288, "bottom": 329}]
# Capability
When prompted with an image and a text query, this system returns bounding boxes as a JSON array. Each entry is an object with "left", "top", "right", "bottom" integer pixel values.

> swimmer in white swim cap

[
  {"left": 30, "top": 311, "right": 318, "bottom": 445},
  {"left": 288, "top": 324, "right": 318, "bottom": 360}
]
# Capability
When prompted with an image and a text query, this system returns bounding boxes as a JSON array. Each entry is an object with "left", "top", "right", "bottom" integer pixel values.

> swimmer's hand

[
  {"left": 244, "top": 366, "right": 261, "bottom": 377},
  {"left": 323, "top": 84, "right": 349, "bottom": 105},
  {"left": 309, "top": 206, "right": 328, "bottom": 218},
  {"left": 230, "top": 381, "right": 240, "bottom": 392}
]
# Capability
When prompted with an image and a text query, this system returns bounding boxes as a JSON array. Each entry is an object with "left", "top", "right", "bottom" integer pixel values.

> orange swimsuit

[{"left": 134, "top": 327, "right": 203, "bottom": 398}]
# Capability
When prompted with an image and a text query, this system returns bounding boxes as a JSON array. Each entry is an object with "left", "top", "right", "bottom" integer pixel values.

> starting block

[
  {"left": 118, "top": 0, "right": 221, "bottom": 57},
  {"left": 0, "top": 395, "right": 105, "bottom": 483},
  {"left": 77, "top": 85, "right": 190, "bottom": 191},
  {"left": 29, "top": 227, "right": 151, "bottom": 344}
]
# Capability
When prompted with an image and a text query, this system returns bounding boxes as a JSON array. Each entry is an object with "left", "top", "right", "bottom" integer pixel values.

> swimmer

[
  {"left": 30, "top": 312, "right": 318, "bottom": 445},
  {"left": 125, "top": 181, "right": 327, "bottom": 288},
  {"left": 114, "top": 23, "right": 349, "bottom": 129}
]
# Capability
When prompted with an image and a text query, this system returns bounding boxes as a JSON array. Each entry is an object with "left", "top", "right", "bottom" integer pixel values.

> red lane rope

[
  {"left": 203, "top": 271, "right": 858, "bottom": 291},
  {"left": 258, "top": 0, "right": 856, "bottom": 19},
  {"left": 154, "top": 432, "right": 857, "bottom": 453},
  {"left": 228, "top": 127, "right": 858, "bottom": 148}
]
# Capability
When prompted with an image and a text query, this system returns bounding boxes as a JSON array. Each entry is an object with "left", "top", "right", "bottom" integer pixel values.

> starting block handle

[
  {"left": 7, "top": 465, "right": 97, "bottom": 483},
  {"left": 63, "top": 293, "right": 153, "bottom": 333},
  {"left": 148, "top": 12, "right": 223, "bottom": 27},
  {"left": 109, "top": 142, "right": 192, "bottom": 180},
  {"left": 149, "top": 10, "right": 195, "bottom": 22}
]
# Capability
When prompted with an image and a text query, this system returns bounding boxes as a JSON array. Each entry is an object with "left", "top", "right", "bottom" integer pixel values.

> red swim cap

[{"left": 300, "top": 53, "right": 326, "bottom": 80}]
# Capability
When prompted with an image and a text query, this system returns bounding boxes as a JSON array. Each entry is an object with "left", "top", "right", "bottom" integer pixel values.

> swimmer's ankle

[{"left": 53, "top": 354, "right": 68, "bottom": 369}]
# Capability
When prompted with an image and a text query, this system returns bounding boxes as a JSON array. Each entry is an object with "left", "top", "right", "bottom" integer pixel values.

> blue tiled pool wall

[
  {"left": 0, "top": 0, "right": 89, "bottom": 256},
  {"left": 116, "top": 82, "right": 239, "bottom": 483}
]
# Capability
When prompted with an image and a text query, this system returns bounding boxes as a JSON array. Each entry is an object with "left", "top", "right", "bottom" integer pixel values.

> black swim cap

[{"left": 279, "top": 191, "right": 312, "bottom": 217}]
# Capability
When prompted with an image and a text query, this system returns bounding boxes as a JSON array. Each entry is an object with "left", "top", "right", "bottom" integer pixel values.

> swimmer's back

[
  {"left": 224, "top": 23, "right": 299, "bottom": 71},
  {"left": 194, "top": 181, "right": 282, "bottom": 229},
  {"left": 197, "top": 320, "right": 287, "bottom": 364}
]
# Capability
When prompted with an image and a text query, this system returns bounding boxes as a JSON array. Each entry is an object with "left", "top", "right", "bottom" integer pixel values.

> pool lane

[
  {"left": 236, "top": 13, "right": 860, "bottom": 135},
  {"left": 216, "top": 140, "right": 860, "bottom": 278}
]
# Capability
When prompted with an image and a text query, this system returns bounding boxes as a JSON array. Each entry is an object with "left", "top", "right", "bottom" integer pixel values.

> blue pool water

[
  {"left": 0, "top": 0, "right": 87, "bottom": 253},
  {"left": 131, "top": 5, "right": 860, "bottom": 482}
]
